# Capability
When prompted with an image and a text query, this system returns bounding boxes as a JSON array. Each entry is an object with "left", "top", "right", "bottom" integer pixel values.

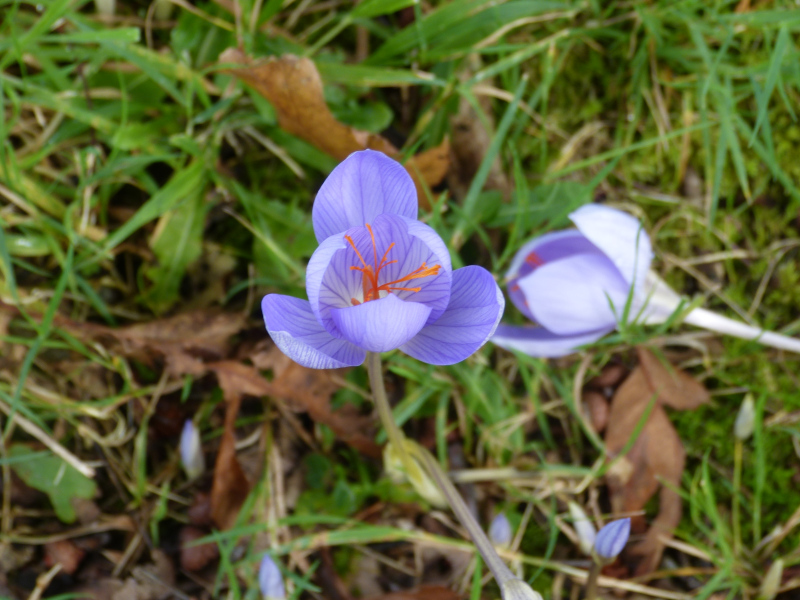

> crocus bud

[
  {"left": 383, "top": 441, "right": 447, "bottom": 508},
  {"left": 259, "top": 555, "right": 286, "bottom": 600},
  {"left": 758, "top": 558, "right": 783, "bottom": 600},
  {"left": 180, "top": 420, "right": 205, "bottom": 480},
  {"left": 593, "top": 518, "right": 631, "bottom": 560},
  {"left": 734, "top": 395, "right": 756, "bottom": 441},
  {"left": 489, "top": 513, "right": 513, "bottom": 548},
  {"left": 568, "top": 502, "right": 597, "bottom": 555}
]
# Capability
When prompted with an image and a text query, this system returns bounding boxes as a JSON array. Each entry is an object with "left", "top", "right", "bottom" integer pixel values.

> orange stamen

[{"left": 345, "top": 224, "right": 441, "bottom": 303}]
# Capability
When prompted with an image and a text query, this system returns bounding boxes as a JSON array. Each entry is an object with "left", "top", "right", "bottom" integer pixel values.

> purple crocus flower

[
  {"left": 492, "top": 203, "right": 800, "bottom": 357},
  {"left": 262, "top": 150, "right": 504, "bottom": 369},
  {"left": 492, "top": 204, "right": 652, "bottom": 357}
]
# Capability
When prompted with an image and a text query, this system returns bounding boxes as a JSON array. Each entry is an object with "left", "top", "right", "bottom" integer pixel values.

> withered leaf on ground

[
  {"left": 248, "top": 343, "right": 381, "bottom": 458},
  {"left": 368, "top": 586, "right": 462, "bottom": 600},
  {"left": 604, "top": 347, "right": 709, "bottom": 576},
  {"left": 219, "top": 49, "right": 449, "bottom": 207},
  {"left": 209, "top": 368, "right": 251, "bottom": 531}
]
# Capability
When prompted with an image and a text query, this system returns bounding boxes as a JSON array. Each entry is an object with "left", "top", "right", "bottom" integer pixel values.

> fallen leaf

[
  {"left": 179, "top": 525, "right": 219, "bottom": 571},
  {"left": 368, "top": 586, "right": 462, "bottom": 600},
  {"left": 219, "top": 49, "right": 449, "bottom": 207},
  {"left": 44, "top": 539, "right": 86, "bottom": 575},
  {"left": 604, "top": 348, "right": 709, "bottom": 575},
  {"left": 248, "top": 345, "right": 381, "bottom": 458},
  {"left": 636, "top": 347, "right": 710, "bottom": 409},
  {"left": 209, "top": 375, "right": 250, "bottom": 530}
]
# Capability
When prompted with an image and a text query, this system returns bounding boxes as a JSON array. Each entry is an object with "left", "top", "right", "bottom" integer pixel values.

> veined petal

[
  {"left": 505, "top": 230, "right": 599, "bottom": 280},
  {"left": 331, "top": 293, "right": 432, "bottom": 352},
  {"left": 491, "top": 324, "right": 611, "bottom": 358},
  {"left": 262, "top": 294, "right": 365, "bottom": 369},
  {"left": 402, "top": 216, "right": 452, "bottom": 273},
  {"left": 401, "top": 266, "right": 504, "bottom": 365},
  {"left": 569, "top": 204, "right": 653, "bottom": 290},
  {"left": 506, "top": 230, "right": 601, "bottom": 319},
  {"left": 520, "top": 253, "right": 631, "bottom": 336},
  {"left": 312, "top": 150, "right": 418, "bottom": 243}
]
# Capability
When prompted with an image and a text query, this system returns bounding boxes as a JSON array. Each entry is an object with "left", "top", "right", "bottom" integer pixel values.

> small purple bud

[
  {"left": 489, "top": 513, "right": 512, "bottom": 547},
  {"left": 593, "top": 518, "right": 630, "bottom": 559},
  {"left": 259, "top": 555, "right": 286, "bottom": 599},
  {"left": 180, "top": 420, "right": 205, "bottom": 480}
]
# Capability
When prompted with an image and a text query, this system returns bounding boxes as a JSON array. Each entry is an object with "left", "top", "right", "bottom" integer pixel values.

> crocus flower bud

[
  {"left": 734, "top": 395, "right": 756, "bottom": 441},
  {"left": 180, "top": 420, "right": 205, "bottom": 480},
  {"left": 759, "top": 558, "right": 783, "bottom": 600},
  {"left": 568, "top": 502, "right": 597, "bottom": 555},
  {"left": 489, "top": 513, "right": 513, "bottom": 548},
  {"left": 593, "top": 518, "right": 631, "bottom": 560},
  {"left": 259, "top": 555, "right": 286, "bottom": 600}
]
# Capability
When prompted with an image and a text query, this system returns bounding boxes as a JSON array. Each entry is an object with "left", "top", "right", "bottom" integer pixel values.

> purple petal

[
  {"left": 309, "top": 214, "right": 451, "bottom": 336},
  {"left": 262, "top": 294, "right": 365, "bottom": 369},
  {"left": 331, "top": 293, "right": 432, "bottom": 352},
  {"left": 569, "top": 204, "right": 653, "bottom": 290},
  {"left": 403, "top": 216, "right": 452, "bottom": 273},
  {"left": 488, "top": 513, "right": 512, "bottom": 547},
  {"left": 506, "top": 230, "right": 602, "bottom": 319},
  {"left": 401, "top": 266, "right": 504, "bottom": 365},
  {"left": 312, "top": 150, "right": 418, "bottom": 243},
  {"left": 258, "top": 555, "right": 286, "bottom": 599},
  {"left": 505, "top": 230, "right": 600, "bottom": 280},
  {"left": 520, "top": 253, "right": 631, "bottom": 335},
  {"left": 491, "top": 324, "right": 612, "bottom": 358},
  {"left": 594, "top": 518, "right": 631, "bottom": 559}
]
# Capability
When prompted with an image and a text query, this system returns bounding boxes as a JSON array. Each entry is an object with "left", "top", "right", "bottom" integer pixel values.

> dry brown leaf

[
  {"left": 219, "top": 48, "right": 450, "bottom": 206},
  {"left": 44, "top": 539, "right": 86, "bottom": 575},
  {"left": 368, "top": 586, "right": 462, "bottom": 600},
  {"left": 179, "top": 525, "right": 219, "bottom": 572},
  {"left": 604, "top": 349, "right": 707, "bottom": 576},
  {"left": 250, "top": 345, "right": 381, "bottom": 458},
  {"left": 636, "top": 347, "right": 710, "bottom": 410},
  {"left": 209, "top": 378, "right": 250, "bottom": 531}
]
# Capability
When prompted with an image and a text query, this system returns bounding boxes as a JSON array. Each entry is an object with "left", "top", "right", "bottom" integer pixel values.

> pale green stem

[
  {"left": 584, "top": 562, "right": 601, "bottom": 600},
  {"left": 365, "top": 352, "right": 541, "bottom": 600},
  {"left": 365, "top": 351, "right": 416, "bottom": 476},
  {"left": 733, "top": 438, "right": 743, "bottom": 555},
  {"left": 412, "top": 444, "right": 517, "bottom": 587}
]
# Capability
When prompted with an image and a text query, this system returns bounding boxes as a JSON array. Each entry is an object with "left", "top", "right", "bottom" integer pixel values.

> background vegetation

[{"left": 1, "top": 0, "right": 800, "bottom": 598}]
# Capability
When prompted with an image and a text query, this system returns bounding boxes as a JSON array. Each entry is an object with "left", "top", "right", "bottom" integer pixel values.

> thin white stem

[
  {"left": 642, "top": 272, "right": 800, "bottom": 353},
  {"left": 682, "top": 307, "right": 800, "bottom": 353},
  {"left": 413, "top": 443, "right": 518, "bottom": 587}
]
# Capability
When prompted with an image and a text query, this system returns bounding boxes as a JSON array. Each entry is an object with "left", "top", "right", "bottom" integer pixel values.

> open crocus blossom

[
  {"left": 262, "top": 150, "right": 504, "bottom": 369},
  {"left": 492, "top": 204, "right": 800, "bottom": 357}
]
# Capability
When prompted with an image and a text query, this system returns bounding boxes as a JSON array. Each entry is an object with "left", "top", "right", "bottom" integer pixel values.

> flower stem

[
  {"left": 365, "top": 351, "right": 416, "bottom": 477},
  {"left": 584, "top": 562, "right": 601, "bottom": 600},
  {"left": 683, "top": 307, "right": 800, "bottom": 353},
  {"left": 364, "top": 352, "right": 541, "bottom": 600},
  {"left": 732, "top": 438, "right": 743, "bottom": 555},
  {"left": 411, "top": 443, "right": 517, "bottom": 587}
]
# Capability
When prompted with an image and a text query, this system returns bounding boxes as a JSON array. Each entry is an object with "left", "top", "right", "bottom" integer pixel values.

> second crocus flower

[{"left": 492, "top": 204, "right": 800, "bottom": 357}]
